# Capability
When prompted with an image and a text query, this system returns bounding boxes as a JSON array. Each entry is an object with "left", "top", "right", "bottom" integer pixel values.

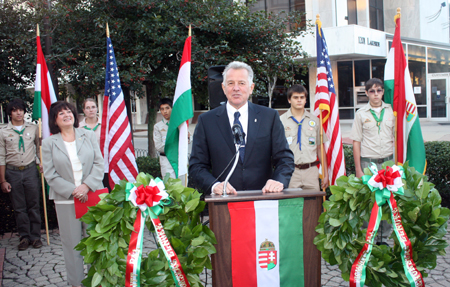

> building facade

[{"left": 249, "top": 0, "right": 450, "bottom": 122}]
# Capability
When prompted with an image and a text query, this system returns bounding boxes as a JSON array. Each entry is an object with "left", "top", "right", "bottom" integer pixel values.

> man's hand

[
  {"left": 38, "top": 164, "right": 43, "bottom": 174},
  {"left": 1, "top": 181, "right": 11, "bottom": 193},
  {"left": 213, "top": 182, "right": 237, "bottom": 195},
  {"left": 321, "top": 176, "right": 329, "bottom": 190},
  {"left": 356, "top": 169, "right": 365, "bottom": 178},
  {"left": 72, "top": 184, "right": 90, "bottom": 203},
  {"left": 262, "top": 179, "right": 284, "bottom": 193}
]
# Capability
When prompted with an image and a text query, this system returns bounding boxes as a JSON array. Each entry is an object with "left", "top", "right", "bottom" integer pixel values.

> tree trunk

[
  {"left": 267, "top": 75, "right": 277, "bottom": 109},
  {"left": 145, "top": 82, "right": 158, "bottom": 158},
  {"left": 122, "top": 86, "right": 134, "bottom": 146}
]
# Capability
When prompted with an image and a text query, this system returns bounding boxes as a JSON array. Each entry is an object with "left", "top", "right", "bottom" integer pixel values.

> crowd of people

[{"left": 1, "top": 61, "right": 395, "bottom": 286}]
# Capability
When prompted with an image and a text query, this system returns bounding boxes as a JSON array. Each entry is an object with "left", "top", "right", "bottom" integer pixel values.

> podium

[{"left": 205, "top": 188, "right": 323, "bottom": 286}]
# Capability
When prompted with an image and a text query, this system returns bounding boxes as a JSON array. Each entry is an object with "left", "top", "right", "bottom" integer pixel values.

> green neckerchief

[
  {"left": 369, "top": 108, "right": 385, "bottom": 134},
  {"left": 83, "top": 123, "right": 100, "bottom": 131},
  {"left": 13, "top": 128, "right": 25, "bottom": 152}
]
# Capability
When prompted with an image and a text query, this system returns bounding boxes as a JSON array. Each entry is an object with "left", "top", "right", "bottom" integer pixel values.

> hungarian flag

[
  {"left": 228, "top": 198, "right": 304, "bottom": 287},
  {"left": 384, "top": 14, "right": 426, "bottom": 174},
  {"left": 32, "top": 33, "right": 57, "bottom": 138},
  {"left": 165, "top": 36, "right": 194, "bottom": 178}
]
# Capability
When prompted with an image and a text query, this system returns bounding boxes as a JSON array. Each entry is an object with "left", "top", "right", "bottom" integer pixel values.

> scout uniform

[
  {"left": 153, "top": 118, "right": 176, "bottom": 178},
  {"left": 280, "top": 109, "right": 327, "bottom": 190},
  {"left": 79, "top": 117, "right": 101, "bottom": 143},
  {"left": 351, "top": 101, "right": 395, "bottom": 171},
  {"left": 0, "top": 122, "right": 41, "bottom": 243},
  {"left": 351, "top": 101, "right": 394, "bottom": 243}
]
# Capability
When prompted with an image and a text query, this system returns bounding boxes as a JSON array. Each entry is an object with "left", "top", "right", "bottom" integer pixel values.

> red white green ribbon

[
  {"left": 350, "top": 164, "right": 424, "bottom": 287},
  {"left": 125, "top": 178, "right": 190, "bottom": 287}
]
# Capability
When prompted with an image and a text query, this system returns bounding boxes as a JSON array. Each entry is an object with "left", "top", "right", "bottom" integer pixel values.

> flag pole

[
  {"left": 319, "top": 109, "right": 326, "bottom": 206},
  {"left": 37, "top": 24, "right": 50, "bottom": 245},
  {"left": 393, "top": 8, "right": 401, "bottom": 165},
  {"left": 184, "top": 24, "right": 191, "bottom": 188},
  {"left": 106, "top": 23, "right": 110, "bottom": 37}
]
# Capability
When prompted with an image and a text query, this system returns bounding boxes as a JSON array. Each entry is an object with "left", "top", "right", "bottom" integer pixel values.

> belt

[
  {"left": 6, "top": 162, "right": 36, "bottom": 171},
  {"left": 159, "top": 152, "right": 166, "bottom": 157},
  {"left": 361, "top": 155, "right": 394, "bottom": 164},
  {"left": 295, "top": 160, "right": 320, "bottom": 170}
]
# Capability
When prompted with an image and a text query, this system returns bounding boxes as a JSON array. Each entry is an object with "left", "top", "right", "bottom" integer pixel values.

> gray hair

[{"left": 222, "top": 61, "right": 254, "bottom": 85}]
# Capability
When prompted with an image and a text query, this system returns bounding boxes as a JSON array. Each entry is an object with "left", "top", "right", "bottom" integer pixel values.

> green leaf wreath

[
  {"left": 75, "top": 172, "right": 216, "bottom": 287},
  {"left": 314, "top": 161, "right": 450, "bottom": 287}
]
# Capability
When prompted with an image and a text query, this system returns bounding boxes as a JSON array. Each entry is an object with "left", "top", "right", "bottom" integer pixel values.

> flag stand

[
  {"left": 38, "top": 117, "right": 50, "bottom": 246},
  {"left": 319, "top": 109, "right": 326, "bottom": 206},
  {"left": 36, "top": 25, "right": 50, "bottom": 245}
]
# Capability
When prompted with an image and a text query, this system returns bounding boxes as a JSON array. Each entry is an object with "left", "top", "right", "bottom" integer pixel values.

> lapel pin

[{"left": 255, "top": 119, "right": 257, "bottom": 122}]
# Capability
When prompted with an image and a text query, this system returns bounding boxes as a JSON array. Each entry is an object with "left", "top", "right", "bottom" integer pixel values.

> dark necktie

[{"left": 234, "top": 111, "right": 245, "bottom": 162}]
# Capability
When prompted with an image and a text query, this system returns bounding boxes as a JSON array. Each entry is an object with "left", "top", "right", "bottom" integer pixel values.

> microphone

[{"left": 231, "top": 124, "right": 244, "bottom": 145}]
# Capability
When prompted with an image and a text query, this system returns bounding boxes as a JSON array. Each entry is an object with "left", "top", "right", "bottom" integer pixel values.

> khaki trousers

[
  {"left": 360, "top": 158, "right": 392, "bottom": 242},
  {"left": 288, "top": 166, "right": 320, "bottom": 191}
]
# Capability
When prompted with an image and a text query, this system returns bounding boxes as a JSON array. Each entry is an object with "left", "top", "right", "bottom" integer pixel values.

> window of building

[
  {"left": 337, "top": 61, "right": 354, "bottom": 119},
  {"left": 371, "top": 59, "right": 386, "bottom": 80},
  {"left": 347, "top": 0, "right": 357, "bottom": 25},
  {"left": 369, "top": 0, "right": 384, "bottom": 31},
  {"left": 247, "top": 0, "right": 306, "bottom": 28},
  {"left": 408, "top": 45, "right": 427, "bottom": 117},
  {"left": 428, "top": 47, "right": 450, "bottom": 73}
]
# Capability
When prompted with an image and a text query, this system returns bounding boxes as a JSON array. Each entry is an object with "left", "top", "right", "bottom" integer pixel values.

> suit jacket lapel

[
  {"left": 53, "top": 133, "right": 70, "bottom": 159},
  {"left": 75, "top": 129, "right": 86, "bottom": 154},
  {"left": 215, "top": 105, "right": 235, "bottom": 153},
  {"left": 244, "top": 102, "right": 261, "bottom": 164}
]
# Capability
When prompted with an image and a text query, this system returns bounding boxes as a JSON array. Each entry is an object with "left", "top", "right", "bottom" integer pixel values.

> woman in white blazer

[{"left": 42, "top": 101, "right": 103, "bottom": 287}]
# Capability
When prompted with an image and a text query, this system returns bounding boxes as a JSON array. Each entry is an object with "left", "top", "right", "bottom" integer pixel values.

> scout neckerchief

[
  {"left": 13, "top": 127, "right": 25, "bottom": 152},
  {"left": 83, "top": 123, "right": 100, "bottom": 131},
  {"left": 369, "top": 108, "right": 385, "bottom": 134},
  {"left": 290, "top": 116, "right": 305, "bottom": 150}
]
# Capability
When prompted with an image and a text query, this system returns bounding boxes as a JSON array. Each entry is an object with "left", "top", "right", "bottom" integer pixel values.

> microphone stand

[{"left": 222, "top": 143, "right": 240, "bottom": 197}]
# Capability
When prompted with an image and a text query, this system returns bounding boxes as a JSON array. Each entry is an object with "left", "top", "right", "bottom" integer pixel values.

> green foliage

[
  {"left": 424, "top": 141, "right": 450, "bottom": 200},
  {"left": 75, "top": 173, "right": 215, "bottom": 287},
  {"left": 341, "top": 141, "right": 450, "bottom": 207},
  {"left": 136, "top": 156, "right": 162, "bottom": 179},
  {"left": 314, "top": 162, "right": 449, "bottom": 286}
]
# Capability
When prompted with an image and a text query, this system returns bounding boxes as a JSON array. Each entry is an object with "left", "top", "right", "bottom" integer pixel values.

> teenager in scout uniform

[
  {"left": 0, "top": 99, "right": 42, "bottom": 250},
  {"left": 280, "top": 84, "right": 329, "bottom": 191},
  {"left": 351, "top": 77, "right": 394, "bottom": 245},
  {"left": 79, "top": 98, "right": 101, "bottom": 143}
]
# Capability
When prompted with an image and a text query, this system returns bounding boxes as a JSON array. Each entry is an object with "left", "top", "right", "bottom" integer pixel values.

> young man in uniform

[
  {"left": 351, "top": 78, "right": 394, "bottom": 244},
  {"left": 0, "top": 99, "right": 42, "bottom": 250},
  {"left": 153, "top": 98, "right": 188, "bottom": 186},
  {"left": 280, "top": 84, "right": 328, "bottom": 191}
]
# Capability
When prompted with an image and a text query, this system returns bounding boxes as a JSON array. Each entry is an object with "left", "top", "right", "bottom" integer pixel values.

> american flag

[
  {"left": 100, "top": 37, "right": 138, "bottom": 188},
  {"left": 313, "top": 20, "right": 345, "bottom": 185}
]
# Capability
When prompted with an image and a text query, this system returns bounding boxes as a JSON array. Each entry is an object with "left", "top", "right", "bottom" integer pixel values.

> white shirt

[
  {"left": 56, "top": 140, "right": 82, "bottom": 204},
  {"left": 226, "top": 101, "right": 248, "bottom": 143}
]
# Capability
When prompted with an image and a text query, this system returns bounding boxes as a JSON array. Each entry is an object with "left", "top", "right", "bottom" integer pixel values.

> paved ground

[{"left": 1, "top": 219, "right": 450, "bottom": 287}]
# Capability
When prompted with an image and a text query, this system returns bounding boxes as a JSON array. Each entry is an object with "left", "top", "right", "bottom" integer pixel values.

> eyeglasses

[{"left": 368, "top": 89, "right": 383, "bottom": 94}]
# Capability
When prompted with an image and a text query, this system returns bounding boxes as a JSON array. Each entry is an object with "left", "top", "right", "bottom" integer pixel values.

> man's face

[
  {"left": 366, "top": 84, "right": 384, "bottom": 107},
  {"left": 160, "top": 104, "right": 172, "bottom": 121},
  {"left": 222, "top": 68, "right": 255, "bottom": 109},
  {"left": 288, "top": 92, "right": 307, "bottom": 111},
  {"left": 10, "top": 108, "right": 24, "bottom": 123}
]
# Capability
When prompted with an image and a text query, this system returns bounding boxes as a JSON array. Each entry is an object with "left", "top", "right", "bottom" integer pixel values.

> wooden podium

[{"left": 205, "top": 188, "right": 323, "bottom": 286}]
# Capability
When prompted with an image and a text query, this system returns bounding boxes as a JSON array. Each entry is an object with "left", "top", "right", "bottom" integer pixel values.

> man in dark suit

[{"left": 189, "top": 61, "right": 294, "bottom": 195}]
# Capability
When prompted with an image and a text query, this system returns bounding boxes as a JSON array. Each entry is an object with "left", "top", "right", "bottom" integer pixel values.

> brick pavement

[{"left": 1, "top": 220, "right": 449, "bottom": 286}]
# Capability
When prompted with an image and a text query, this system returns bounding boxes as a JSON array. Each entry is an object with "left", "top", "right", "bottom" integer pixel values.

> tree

[
  {"left": 1, "top": 0, "right": 312, "bottom": 153},
  {"left": 0, "top": 1, "right": 37, "bottom": 108}
]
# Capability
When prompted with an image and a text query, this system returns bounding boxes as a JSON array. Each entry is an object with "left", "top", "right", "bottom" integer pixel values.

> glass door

[{"left": 429, "top": 78, "right": 448, "bottom": 120}]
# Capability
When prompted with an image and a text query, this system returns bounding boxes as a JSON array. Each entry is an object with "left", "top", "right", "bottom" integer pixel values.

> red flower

[{"left": 135, "top": 185, "right": 162, "bottom": 207}]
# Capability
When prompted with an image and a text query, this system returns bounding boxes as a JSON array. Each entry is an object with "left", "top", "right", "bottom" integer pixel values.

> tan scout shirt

[
  {"left": 0, "top": 122, "right": 40, "bottom": 166},
  {"left": 79, "top": 117, "right": 101, "bottom": 144},
  {"left": 280, "top": 109, "right": 327, "bottom": 165},
  {"left": 350, "top": 102, "right": 394, "bottom": 158},
  {"left": 153, "top": 118, "right": 169, "bottom": 154}
]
